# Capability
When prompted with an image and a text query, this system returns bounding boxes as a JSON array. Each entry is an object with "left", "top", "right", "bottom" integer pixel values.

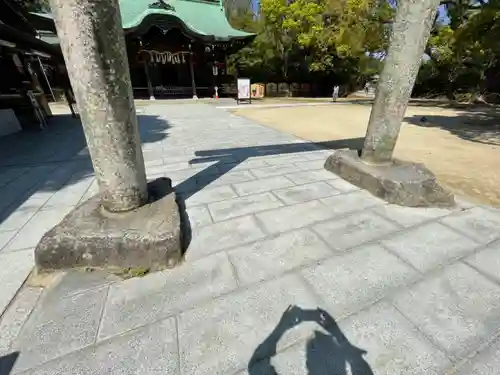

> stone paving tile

[
  {"left": 157, "top": 161, "right": 197, "bottom": 173},
  {"left": 142, "top": 149, "right": 166, "bottom": 161},
  {"left": 294, "top": 160, "right": 327, "bottom": 171},
  {"left": 177, "top": 274, "right": 323, "bottom": 375},
  {"left": 186, "top": 215, "right": 267, "bottom": 260},
  {"left": 300, "top": 150, "right": 331, "bottom": 161},
  {"left": 263, "top": 154, "right": 309, "bottom": 166},
  {"left": 301, "top": 244, "right": 419, "bottom": 319},
  {"left": 319, "top": 190, "right": 384, "bottom": 215},
  {"left": 218, "top": 158, "right": 270, "bottom": 172},
  {"left": 0, "top": 249, "right": 34, "bottom": 316},
  {"left": 5, "top": 207, "right": 73, "bottom": 251},
  {"left": 0, "top": 209, "right": 38, "bottom": 232},
  {"left": 241, "top": 302, "right": 451, "bottom": 375},
  {"left": 21, "top": 318, "right": 178, "bottom": 375},
  {"left": 44, "top": 270, "right": 120, "bottom": 301},
  {"left": 144, "top": 158, "right": 163, "bottom": 167},
  {"left": 12, "top": 286, "right": 107, "bottom": 373},
  {"left": 273, "top": 181, "right": 340, "bottom": 205},
  {"left": 312, "top": 211, "right": 400, "bottom": 252},
  {"left": 159, "top": 168, "right": 201, "bottom": 186},
  {"left": 236, "top": 342, "right": 310, "bottom": 375},
  {"left": 183, "top": 184, "right": 238, "bottom": 207},
  {"left": 0, "top": 287, "right": 42, "bottom": 355},
  {"left": 208, "top": 192, "right": 283, "bottom": 222},
  {"left": 381, "top": 222, "right": 479, "bottom": 272},
  {"left": 324, "top": 178, "right": 360, "bottom": 193},
  {"left": 233, "top": 176, "right": 295, "bottom": 197},
  {"left": 18, "top": 192, "right": 52, "bottom": 212},
  {"left": 465, "top": 242, "right": 500, "bottom": 284},
  {"left": 197, "top": 169, "right": 255, "bottom": 188},
  {"left": 0, "top": 230, "right": 16, "bottom": 251},
  {"left": 79, "top": 179, "right": 99, "bottom": 203},
  {"left": 251, "top": 164, "right": 298, "bottom": 179},
  {"left": 0, "top": 167, "right": 29, "bottom": 187},
  {"left": 392, "top": 262, "right": 500, "bottom": 359},
  {"left": 98, "top": 252, "right": 237, "bottom": 340},
  {"left": 0, "top": 166, "right": 57, "bottom": 214},
  {"left": 228, "top": 229, "right": 332, "bottom": 285},
  {"left": 186, "top": 205, "right": 213, "bottom": 228},
  {"left": 5, "top": 102, "right": 500, "bottom": 374},
  {"left": 148, "top": 164, "right": 201, "bottom": 178},
  {"left": 441, "top": 207, "right": 500, "bottom": 245},
  {"left": 42, "top": 177, "right": 94, "bottom": 209},
  {"left": 373, "top": 204, "right": 452, "bottom": 227},
  {"left": 453, "top": 335, "right": 500, "bottom": 375},
  {"left": 340, "top": 302, "right": 451, "bottom": 375},
  {"left": 255, "top": 200, "right": 338, "bottom": 234},
  {"left": 285, "top": 169, "right": 337, "bottom": 185}
]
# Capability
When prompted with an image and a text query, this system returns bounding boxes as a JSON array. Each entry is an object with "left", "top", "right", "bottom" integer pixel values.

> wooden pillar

[
  {"left": 143, "top": 61, "right": 155, "bottom": 100},
  {"left": 37, "top": 56, "right": 56, "bottom": 102},
  {"left": 189, "top": 51, "right": 198, "bottom": 99}
]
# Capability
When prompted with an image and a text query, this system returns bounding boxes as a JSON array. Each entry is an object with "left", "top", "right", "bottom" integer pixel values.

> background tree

[
  {"left": 415, "top": 0, "right": 500, "bottom": 101},
  {"left": 11, "top": 0, "right": 50, "bottom": 12},
  {"left": 227, "top": 0, "right": 393, "bottom": 93}
]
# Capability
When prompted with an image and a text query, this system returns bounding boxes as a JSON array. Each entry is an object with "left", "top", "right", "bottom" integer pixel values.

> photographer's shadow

[{"left": 248, "top": 306, "right": 374, "bottom": 375}]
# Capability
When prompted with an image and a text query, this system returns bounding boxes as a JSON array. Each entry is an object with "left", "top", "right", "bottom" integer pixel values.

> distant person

[
  {"left": 364, "top": 83, "right": 370, "bottom": 96},
  {"left": 332, "top": 85, "right": 340, "bottom": 101}
]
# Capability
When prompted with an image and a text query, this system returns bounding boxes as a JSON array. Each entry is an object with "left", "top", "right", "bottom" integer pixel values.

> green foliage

[
  {"left": 228, "top": 0, "right": 500, "bottom": 99},
  {"left": 113, "top": 267, "right": 151, "bottom": 279},
  {"left": 226, "top": 8, "right": 259, "bottom": 33},
  {"left": 228, "top": 0, "right": 393, "bottom": 89},
  {"left": 415, "top": 0, "right": 500, "bottom": 101},
  {"left": 11, "top": 0, "right": 50, "bottom": 12}
]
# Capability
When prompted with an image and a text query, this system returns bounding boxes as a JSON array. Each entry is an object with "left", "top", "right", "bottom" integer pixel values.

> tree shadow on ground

[
  {"left": 0, "top": 352, "right": 19, "bottom": 375},
  {"left": 176, "top": 138, "right": 363, "bottom": 251},
  {"left": 0, "top": 113, "right": 170, "bottom": 226},
  {"left": 342, "top": 97, "right": 499, "bottom": 110},
  {"left": 177, "top": 138, "right": 364, "bottom": 201},
  {"left": 248, "top": 306, "right": 373, "bottom": 375},
  {"left": 404, "top": 108, "right": 500, "bottom": 146}
]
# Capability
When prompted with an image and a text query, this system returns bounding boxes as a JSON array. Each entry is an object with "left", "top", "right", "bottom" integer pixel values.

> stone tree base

[
  {"left": 35, "top": 178, "right": 183, "bottom": 272},
  {"left": 325, "top": 149, "right": 455, "bottom": 207}
]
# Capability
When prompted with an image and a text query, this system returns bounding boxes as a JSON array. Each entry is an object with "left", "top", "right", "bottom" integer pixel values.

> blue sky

[{"left": 437, "top": 4, "right": 451, "bottom": 24}]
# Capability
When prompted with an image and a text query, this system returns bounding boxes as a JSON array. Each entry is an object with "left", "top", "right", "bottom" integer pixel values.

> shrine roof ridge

[{"left": 31, "top": 0, "right": 255, "bottom": 42}]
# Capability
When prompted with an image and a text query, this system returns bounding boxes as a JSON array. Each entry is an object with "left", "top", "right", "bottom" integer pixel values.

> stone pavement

[{"left": 1, "top": 104, "right": 500, "bottom": 374}]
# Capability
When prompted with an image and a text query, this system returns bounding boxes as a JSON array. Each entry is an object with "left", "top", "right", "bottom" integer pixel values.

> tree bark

[
  {"left": 50, "top": 0, "right": 148, "bottom": 212},
  {"left": 361, "top": 0, "right": 441, "bottom": 164}
]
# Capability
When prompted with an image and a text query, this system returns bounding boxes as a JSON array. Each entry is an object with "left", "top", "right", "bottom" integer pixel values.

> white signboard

[{"left": 237, "top": 78, "right": 251, "bottom": 100}]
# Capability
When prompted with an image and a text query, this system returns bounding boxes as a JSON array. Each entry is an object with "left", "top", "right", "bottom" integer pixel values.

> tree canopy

[
  {"left": 414, "top": 0, "right": 500, "bottom": 100},
  {"left": 11, "top": 0, "right": 50, "bottom": 12},
  {"left": 227, "top": 0, "right": 500, "bottom": 100}
]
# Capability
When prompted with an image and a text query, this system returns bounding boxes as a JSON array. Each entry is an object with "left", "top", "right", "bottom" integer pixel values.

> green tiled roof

[
  {"left": 31, "top": 0, "right": 254, "bottom": 42},
  {"left": 121, "top": 0, "right": 254, "bottom": 40}
]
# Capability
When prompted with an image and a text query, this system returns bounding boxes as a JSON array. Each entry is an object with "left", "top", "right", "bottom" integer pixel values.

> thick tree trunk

[
  {"left": 50, "top": 0, "right": 148, "bottom": 212},
  {"left": 361, "top": 0, "right": 441, "bottom": 164}
]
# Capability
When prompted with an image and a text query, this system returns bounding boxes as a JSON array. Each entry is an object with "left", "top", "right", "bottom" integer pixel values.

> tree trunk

[
  {"left": 50, "top": 0, "right": 148, "bottom": 212},
  {"left": 361, "top": 0, "right": 441, "bottom": 164}
]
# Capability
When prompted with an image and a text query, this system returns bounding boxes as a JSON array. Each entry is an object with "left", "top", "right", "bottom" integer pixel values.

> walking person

[{"left": 332, "top": 85, "right": 340, "bottom": 102}]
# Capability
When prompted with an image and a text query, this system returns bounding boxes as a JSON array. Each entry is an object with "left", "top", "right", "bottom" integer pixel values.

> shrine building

[{"left": 31, "top": 0, "right": 255, "bottom": 99}]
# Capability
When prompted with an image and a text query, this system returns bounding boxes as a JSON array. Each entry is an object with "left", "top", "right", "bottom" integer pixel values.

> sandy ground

[{"left": 233, "top": 103, "right": 500, "bottom": 207}]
